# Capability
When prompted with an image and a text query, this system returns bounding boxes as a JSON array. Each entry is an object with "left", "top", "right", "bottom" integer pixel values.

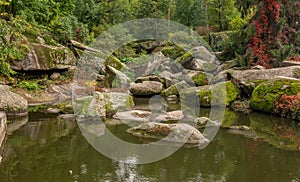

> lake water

[{"left": 0, "top": 108, "right": 300, "bottom": 182}]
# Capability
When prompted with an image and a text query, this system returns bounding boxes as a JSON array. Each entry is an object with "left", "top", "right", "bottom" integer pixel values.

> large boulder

[
  {"left": 180, "top": 81, "right": 239, "bottom": 107},
  {"left": 104, "top": 92, "right": 135, "bottom": 117},
  {"left": 175, "top": 46, "right": 218, "bottom": 72},
  {"left": 127, "top": 122, "right": 209, "bottom": 145},
  {"left": 11, "top": 43, "right": 76, "bottom": 71},
  {"left": 161, "top": 81, "right": 188, "bottom": 97},
  {"left": 74, "top": 92, "right": 134, "bottom": 118},
  {"left": 0, "top": 85, "right": 28, "bottom": 115},
  {"left": 250, "top": 78, "right": 300, "bottom": 120},
  {"left": 0, "top": 112, "right": 6, "bottom": 163},
  {"left": 229, "top": 66, "right": 300, "bottom": 82},
  {"left": 130, "top": 81, "right": 163, "bottom": 96}
]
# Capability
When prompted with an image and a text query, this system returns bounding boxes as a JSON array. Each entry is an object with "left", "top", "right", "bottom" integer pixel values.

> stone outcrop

[
  {"left": 11, "top": 43, "right": 76, "bottom": 71},
  {"left": 0, "top": 85, "right": 28, "bottom": 115},
  {"left": 229, "top": 66, "right": 300, "bottom": 82}
]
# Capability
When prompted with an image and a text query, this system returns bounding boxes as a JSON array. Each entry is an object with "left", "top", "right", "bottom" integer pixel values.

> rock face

[
  {"left": 130, "top": 81, "right": 163, "bottom": 96},
  {"left": 229, "top": 66, "right": 300, "bottom": 82},
  {"left": 194, "top": 117, "right": 221, "bottom": 129},
  {"left": 11, "top": 43, "right": 76, "bottom": 71},
  {"left": 251, "top": 78, "right": 300, "bottom": 119},
  {"left": 0, "top": 85, "right": 28, "bottom": 115},
  {"left": 0, "top": 112, "right": 7, "bottom": 163},
  {"left": 127, "top": 122, "right": 209, "bottom": 145}
]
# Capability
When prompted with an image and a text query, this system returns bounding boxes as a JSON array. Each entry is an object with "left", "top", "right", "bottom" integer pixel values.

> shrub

[{"left": 274, "top": 94, "right": 300, "bottom": 120}]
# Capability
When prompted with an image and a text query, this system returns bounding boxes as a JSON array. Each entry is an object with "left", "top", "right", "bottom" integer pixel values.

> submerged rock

[
  {"left": 0, "top": 85, "right": 28, "bottom": 115},
  {"left": 127, "top": 122, "right": 209, "bottom": 145}
]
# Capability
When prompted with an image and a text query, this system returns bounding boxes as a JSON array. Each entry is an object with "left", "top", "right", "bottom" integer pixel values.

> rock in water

[
  {"left": 0, "top": 85, "right": 28, "bottom": 115},
  {"left": 127, "top": 122, "right": 209, "bottom": 145},
  {"left": 0, "top": 112, "right": 7, "bottom": 163}
]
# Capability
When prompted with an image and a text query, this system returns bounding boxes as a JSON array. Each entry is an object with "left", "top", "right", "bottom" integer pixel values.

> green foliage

[
  {"left": 51, "top": 15, "right": 90, "bottom": 44},
  {"left": 17, "top": 80, "right": 47, "bottom": 91}
]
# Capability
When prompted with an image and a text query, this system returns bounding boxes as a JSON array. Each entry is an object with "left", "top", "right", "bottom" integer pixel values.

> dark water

[{"left": 0, "top": 111, "right": 300, "bottom": 182}]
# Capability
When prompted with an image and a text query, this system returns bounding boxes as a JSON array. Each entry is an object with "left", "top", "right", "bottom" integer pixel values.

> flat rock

[
  {"left": 127, "top": 122, "right": 209, "bottom": 145},
  {"left": 130, "top": 81, "right": 163, "bottom": 96}
]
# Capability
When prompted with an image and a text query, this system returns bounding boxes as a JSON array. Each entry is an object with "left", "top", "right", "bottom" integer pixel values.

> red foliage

[
  {"left": 274, "top": 94, "right": 300, "bottom": 119},
  {"left": 247, "top": 0, "right": 282, "bottom": 68}
]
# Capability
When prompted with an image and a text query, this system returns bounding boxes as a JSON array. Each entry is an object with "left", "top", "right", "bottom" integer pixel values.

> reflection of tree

[{"left": 250, "top": 112, "right": 300, "bottom": 151}]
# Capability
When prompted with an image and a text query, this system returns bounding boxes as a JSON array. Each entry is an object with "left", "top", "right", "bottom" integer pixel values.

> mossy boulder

[
  {"left": 180, "top": 81, "right": 239, "bottom": 107},
  {"left": 250, "top": 79, "right": 300, "bottom": 114},
  {"left": 161, "top": 81, "right": 187, "bottom": 97},
  {"left": 161, "top": 46, "right": 185, "bottom": 60},
  {"left": 104, "top": 92, "right": 134, "bottom": 117},
  {"left": 192, "top": 72, "right": 209, "bottom": 86},
  {"left": 11, "top": 43, "right": 76, "bottom": 71},
  {"left": 105, "top": 55, "right": 127, "bottom": 70}
]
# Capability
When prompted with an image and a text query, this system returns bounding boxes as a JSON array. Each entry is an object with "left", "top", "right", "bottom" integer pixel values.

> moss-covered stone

[
  {"left": 180, "top": 81, "right": 239, "bottom": 107},
  {"left": 161, "top": 46, "right": 185, "bottom": 60},
  {"left": 192, "top": 72, "right": 209, "bottom": 86},
  {"left": 105, "top": 55, "right": 127, "bottom": 70},
  {"left": 250, "top": 79, "right": 300, "bottom": 114},
  {"left": 161, "top": 81, "right": 187, "bottom": 97},
  {"left": 104, "top": 93, "right": 134, "bottom": 117}
]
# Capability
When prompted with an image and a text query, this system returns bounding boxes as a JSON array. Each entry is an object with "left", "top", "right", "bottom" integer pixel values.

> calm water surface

[{"left": 0, "top": 110, "right": 300, "bottom": 182}]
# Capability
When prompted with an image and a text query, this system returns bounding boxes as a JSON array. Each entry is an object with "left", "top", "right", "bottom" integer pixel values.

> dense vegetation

[{"left": 0, "top": 0, "right": 299, "bottom": 77}]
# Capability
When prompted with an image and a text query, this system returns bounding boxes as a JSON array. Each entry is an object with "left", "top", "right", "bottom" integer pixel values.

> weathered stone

[
  {"left": 127, "top": 122, "right": 209, "bottom": 145},
  {"left": 46, "top": 108, "right": 60, "bottom": 114},
  {"left": 104, "top": 92, "right": 135, "bottom": 117},
  {"left": 194, "top": 117, "right": 221, "bottom": 129},
  {"left": 180, "top": 81, "right": 239, "bottom": 107},
  {"left": 153, "top": 110, "right": 184, "bottom": 122},
  {"left": 113, "top": 110, "right": 151, "bottom": 122},
  {"left": 175, "top": 46, "right": 218, "bottom": 72},
  {"left": 130, "top": 81, "right": 163, "bottom": 96},
  {"left": 229, "top": 66, "right": 300, "bottom": 82},
  {"left": 11, "top": 43, "right": 76, "bottom": 71},
  {"left": 161, "top": 81, "right": 188, "bottom": 97},
  {"left": 0, "top": 85, "right": 28, "bottom": 115}
]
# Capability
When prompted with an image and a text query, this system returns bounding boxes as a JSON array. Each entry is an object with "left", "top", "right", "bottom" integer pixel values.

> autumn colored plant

[{"left": 274, "top": 94, "right": 300, "bottom": 120}]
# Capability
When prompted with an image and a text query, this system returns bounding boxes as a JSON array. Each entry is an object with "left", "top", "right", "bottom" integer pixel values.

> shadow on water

[{"left": 0, "top": 111, "right": 299, "bottom": 182}]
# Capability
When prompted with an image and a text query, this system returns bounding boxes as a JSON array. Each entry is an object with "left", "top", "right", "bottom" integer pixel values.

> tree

[{"left": 239, "top": 0, "right": 299, "bottom": 68}]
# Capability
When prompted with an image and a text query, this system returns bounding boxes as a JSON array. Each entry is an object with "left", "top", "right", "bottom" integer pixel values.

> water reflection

[{"left": 0, "top": 112, "right": 299, "bottom": 182}]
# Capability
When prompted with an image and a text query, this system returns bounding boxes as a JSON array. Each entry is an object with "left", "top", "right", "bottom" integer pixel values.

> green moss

[
  {"left": 180, "top": 81, "right": 239, "bottom": 107},
  {"left": 106, "top": 55, "right": 126, "bottom": 70},
  {"left": 161, "top": 46, "right": 185, "bottom": 60},
  {"left": 250, "top": 79, "right": 300, "bottom": 114},
  {"left": 175, "top": 52, "right": 193, "bottom": 64},
  {"left": 192, "top": 72, "right": 208, "bottom": 86}
]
